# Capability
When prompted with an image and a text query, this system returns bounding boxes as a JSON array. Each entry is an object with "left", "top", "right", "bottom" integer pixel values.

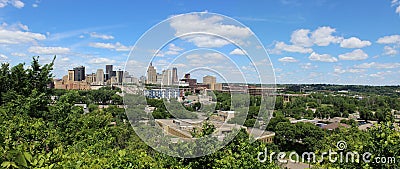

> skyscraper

[
  {"left": 172, "top": 67, "right": 178, "bottom": 84},
  {"left": 203, "top": 75, "right": 217, "bottom": 90},
  {"left": 105, "top": 65, "right": 113, "bottom": 80},
  {"left": 162, "top": 69, "right": 172, "bottom": 85},
  {"left": 203, "top": 75, "right": 216, "bottom": 84},
  {"left": 116, "top": 70, "right": 124, "bottom": 84},
  {"left": 147, "top": 62, "right": 157, "bottom": 84},
  {"left": 156, "top": 73, "right": 162, "bottom": 84},
  {"left": 85, "top": 73, "right": 96, "bottom": 84},
  {"left": 68, "top": 70, "right": 74, "bottom": 81},
  {"left": 73, "top": 66, "right": 85, "bottom": 81},
  {"left": 96, "top": 69, "right": 104, "bottom": 85}
]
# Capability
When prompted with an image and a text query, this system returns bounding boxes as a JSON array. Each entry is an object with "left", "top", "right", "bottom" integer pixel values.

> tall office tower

[
  {"left": 68, "top": 70, "right": 74, "bottom": 82},
  {"left": 105, "top": 65, "right": 113, "bottom": 80},
  {"left": 110, "top": 71, "right": 116, "bottom": 78},
  {"left": 85, "top": 73, "right": 96, "bottom": 84},
  {"left": 203, "top": 75, "right": 216, "bottom": 84},
  {"left": 146, "top": 62, "right": 157, "bottom": 84},
  {"left": 162, "top": 69, "right": 172, "bottom": 85},
  {"left": 73, "top": 66, "right": 85, "bottom": 81},
  {"left": 203, "top": 75, "right": 217, "bottom": 90},
  {"left": 156, "top": 73, "right": 162, "bottom": 84},
  {"left": 124, "top": 71, "right": 129, "bottom": 77},
  {"left": 172, "top": 67, "right": 178, "bottom": 84},
  {"left": 96, "top": 69, "right": 104, "bottom": 85},
  {"left": 116, "top": 70, "right": 124, "bottom": 84}
]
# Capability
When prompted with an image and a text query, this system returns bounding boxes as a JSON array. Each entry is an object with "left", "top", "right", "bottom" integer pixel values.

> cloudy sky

[{"left": 0, "top": 0, "right": 400, "bottom": 85}]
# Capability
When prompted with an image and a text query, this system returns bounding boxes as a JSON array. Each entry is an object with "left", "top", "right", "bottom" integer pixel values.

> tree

[{"left": 266, "top": 116, "right": 289, "bottom": 132}]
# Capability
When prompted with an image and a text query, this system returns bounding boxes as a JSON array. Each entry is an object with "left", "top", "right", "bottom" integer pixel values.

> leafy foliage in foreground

[{"left": 0, "top": 57, "right": 278, "bottom": 168}]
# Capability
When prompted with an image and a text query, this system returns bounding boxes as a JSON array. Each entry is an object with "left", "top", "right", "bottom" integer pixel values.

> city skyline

[{"left": 0, "top": 1, "right": 399, "bottom": 85}]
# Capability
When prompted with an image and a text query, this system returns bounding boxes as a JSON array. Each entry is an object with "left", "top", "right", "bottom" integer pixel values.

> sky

[{"left": 0, "top": 0, "right": 400, "bottom": 85}]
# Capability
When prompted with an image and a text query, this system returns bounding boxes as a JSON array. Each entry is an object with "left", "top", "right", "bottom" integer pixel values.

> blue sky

[{"left": 0, "top": 0, "right": 400, "bottom": 85}]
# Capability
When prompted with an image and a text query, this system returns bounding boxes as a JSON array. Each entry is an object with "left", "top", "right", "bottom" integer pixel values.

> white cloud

[
  {"left": 89, "top": 42, "right": 131, "bottom": 51},
  {"left": 164, "top": 43, "right": 183, "bottom": 55},
  {"left": 28, "top": 46, "right": 70, "bottom": 55},
  {"left": 169, "top": 13, "right": 252, "bottom": 47},
  {"left": 89, "top": 32, "right": 114, "bottom": 40},
  {"left": 88, "top": 57, "right": 116, "bottom": 64},
  {"left": 183, "top": 35, "right": 230, "bottom": 48},
  {"left": 186, "top": 52, "right": 226, "bottom": 66},
  {"left": 290, "top": 29, "right": 313, "bottom": 47},
  {"left": 397, "top": 5, "right": 400, "bottom": 14},
  {"left": 0, "top": 54, "right": 8, "bottom": 62},
  {"left": 340, "top": 37, "right": 371, "bottom": 48},
  {"left": 11, "top": 52, "right": 26, "bottom": 57},
  {"left": 229, "top": 48, "right": 247, "bottom": 55},
  {"left": 347, "top": 69, "right": 366, "bottom": 73},
  {"left": 376, "top": 35, "right": 400, "bottom": 44},
  {"left": 149, "top": 49, "right": 164, "bottom": 57},
  {"left": 334, "top": 67, "right": 366, "bottom": 74},
  {"left": 0, "top": 22, "right": 46, "bottom": 44},
  {"left": 334, "top": 67, "right": 346, "bottom": 74},
  {"left": 273, "top": 41, "right": 313, "bottom": 54},
  {"left": 393, "top": 0, "right": 400, "bottom": 14},
  {"left": 11, "top": 0, "right": 23, "bottom": 8},
  {"left": 0, "top": 0, "right": 24, "bottom": 8},
  {"left": 311, "top": 26, "right": 343, "bottom": 46},
  {"left": 289, "top": 26, "right": 342, "bottom": 47},
  {"left": 149, "top": 43, "right": 184, "bottom": 57},
  {"left": 354, "top": 62, "right": 400, "bottom": 69},
  {"left": 32, "top": 3, "right": 38, "bottom": 7},
  {"left": 383, "top": 46, "right": 398, "bottom": 56},
  {"left": 308, "top": 52, "right": 338, "bottom": 62},
  {"left": 369, "top": 71, "right": 393, "bottom": 78},
  {"left": 272, "top": 26, "right": 343, "bottom": 54},
  {"left": 17, "top": 23, "right": 28, "bottom": 31},
  {"left": 338, "top": 49, "right": 368, "bottom": 60},
  {"left": 60, "top": 57, "right": 70, "bottom": 61},
  {"left": 278, "top": 56, "right": 298, "bottom": 63},
  {"left": 300, "top": 62, "right": 317, "bottom": 69}
]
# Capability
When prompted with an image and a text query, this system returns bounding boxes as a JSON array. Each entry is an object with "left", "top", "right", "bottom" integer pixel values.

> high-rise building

[
  {"left": 156, "top": 73, "right": 162, "bottom": 84},
  {"left": 85, "top": 73, "right": 96, "bottom": 84},
  {"left": 203, "top": 75, "right": 216, "bottom": 85},
  {"left": 68, "top": 70, "right": 74, "bottom": 81},
  {"left": 147, "top": 62, "right": 157, "bottom": 84},
  {"left": 105, "top": 65, "right": 113, "bottom": 80},
  {"left": 162, "top": 69, "right": 172, "bottom": 85},
  {"left": 124, "top": 71, "right": 129, "bottom": 77},
  {"left": 111, "top": 71, "right": 116, "bottom": 78},
  {"left": 73, "top": 66, "right": 85, "bottom": 81},
  {"left": 116, "top": 70, "right": 124, "bottom": 84},
  {"left": 96, "top": 69, "right": 104, "bottom": 85},
  {"left": 213, "top": 83, "right": 223, "bottom": 90},
  {"left": 172, "top": 67, "right": 178, "bottom": 84},
  {"left": 203, "top": 75, "right": 218, "bottom": 90}
]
